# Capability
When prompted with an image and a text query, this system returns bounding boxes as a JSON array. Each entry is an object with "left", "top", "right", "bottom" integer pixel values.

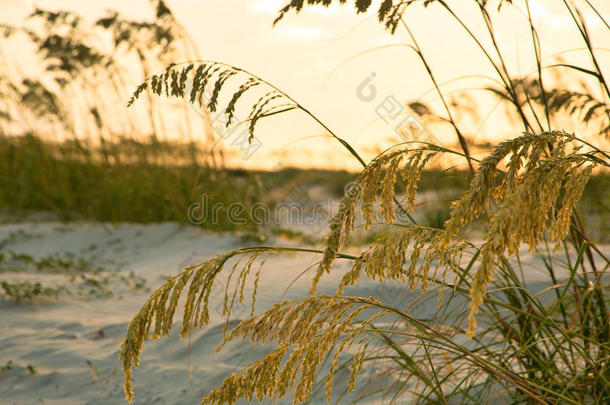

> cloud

[
  {"left": 273, "top": 25, "right": 328, "bottom": 41},
  {"left": 249, "top": 0, "right": 285, "bottom": 15},
  {"left": 249, "top": 0, "right": 345, "bottom": 17}
]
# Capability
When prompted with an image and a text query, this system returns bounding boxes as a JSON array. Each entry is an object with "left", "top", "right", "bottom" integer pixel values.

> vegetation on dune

[
  {"left": 1, "top": 132, "right": 607, "bottom": 240},
  {"left": 1, "top": 0, "right": 609, "bottom": 403},
  {"left": 119, "top": 1, "right": 610, "bottom": 405},
  {"left": 0, "top": 134, "right": 260, "bottom": 230}
]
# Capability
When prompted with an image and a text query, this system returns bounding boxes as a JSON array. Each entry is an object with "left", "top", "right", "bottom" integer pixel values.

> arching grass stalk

[{"left": 128, "top": 59, "right": 420, "bottom": 223}]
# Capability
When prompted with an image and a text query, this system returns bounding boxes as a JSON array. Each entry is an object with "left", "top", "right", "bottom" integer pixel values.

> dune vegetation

[
  {"left": 1, "top": 0, "right": 609, "bottom": 404},
  {"left": 115, "top": 1, "right": 610, "bottom": 405}
]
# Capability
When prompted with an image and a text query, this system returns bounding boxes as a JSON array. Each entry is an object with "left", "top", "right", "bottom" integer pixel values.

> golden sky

[{"left": 2, "top": 0, "right": 609, "bottom": 170}]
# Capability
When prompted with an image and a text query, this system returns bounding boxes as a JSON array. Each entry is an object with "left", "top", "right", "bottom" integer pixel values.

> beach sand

[{"left": 1, "top": 221, "right": 605, "bottom": 404}]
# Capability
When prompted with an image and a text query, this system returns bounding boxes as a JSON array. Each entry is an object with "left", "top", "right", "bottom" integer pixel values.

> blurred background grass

[{"left": 1, "top": 133, "right": 607, "bottom": 241}]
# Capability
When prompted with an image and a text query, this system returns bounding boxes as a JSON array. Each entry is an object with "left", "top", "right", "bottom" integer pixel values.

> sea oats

[
  {"left": 380, "top": 154, "right": 403, "bottom": 224},
  {"left": 312, "top": 180, "right": 362, "bottom": 295},
  {"left": 115, "top": 1, "right": 610, "bottom": 402},
  {"left": 119, "top": 249, "right": 276, "bottom": 402},
  {"left": 541, "top": 89, "right": 610, "bottom": 137},
  {"left": 441, "top": 131, "right": 576, "bottom": 247},
  {"left": 205, "top": 295, "right": 388, "bottom": 405},
  {"left": 463, "top": 134, "right": 597, "bottom": 336},
  {"left": 338, "top": 226, "right": 471, "bottom": 297},
  {"left": 127, "top": 62, "right": 297, "bottom": 142},
  {"left": 313, "top": 147, "right": 438, "bottom": 295}
]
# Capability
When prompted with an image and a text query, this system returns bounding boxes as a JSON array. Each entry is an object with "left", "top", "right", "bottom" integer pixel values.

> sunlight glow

[{"left": 529, "top": 1, "right": 549, "bottom": 19}]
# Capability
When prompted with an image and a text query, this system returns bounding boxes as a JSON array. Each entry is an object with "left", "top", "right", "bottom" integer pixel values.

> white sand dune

[
  {"left": 0, "top": 222, "right": 365, "bottom": 405},
  {"left": 0, "top": 222, "right": 606, "bottom": 405}
]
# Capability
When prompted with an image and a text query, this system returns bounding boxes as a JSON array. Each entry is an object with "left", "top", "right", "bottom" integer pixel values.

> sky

[{"left": 1, "top": 0, "right": 609, "bottom": 170}]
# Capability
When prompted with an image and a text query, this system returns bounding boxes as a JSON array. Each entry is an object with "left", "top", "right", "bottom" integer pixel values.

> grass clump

[
  {"left": 0, "top": 249, "right": 148, "bottom": 302},
  {"left": 0, "top": 280, "right": 67, "bottom": 303},
  {"left": 105, "top": 1, "right": 610, "bottom": 404}
]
